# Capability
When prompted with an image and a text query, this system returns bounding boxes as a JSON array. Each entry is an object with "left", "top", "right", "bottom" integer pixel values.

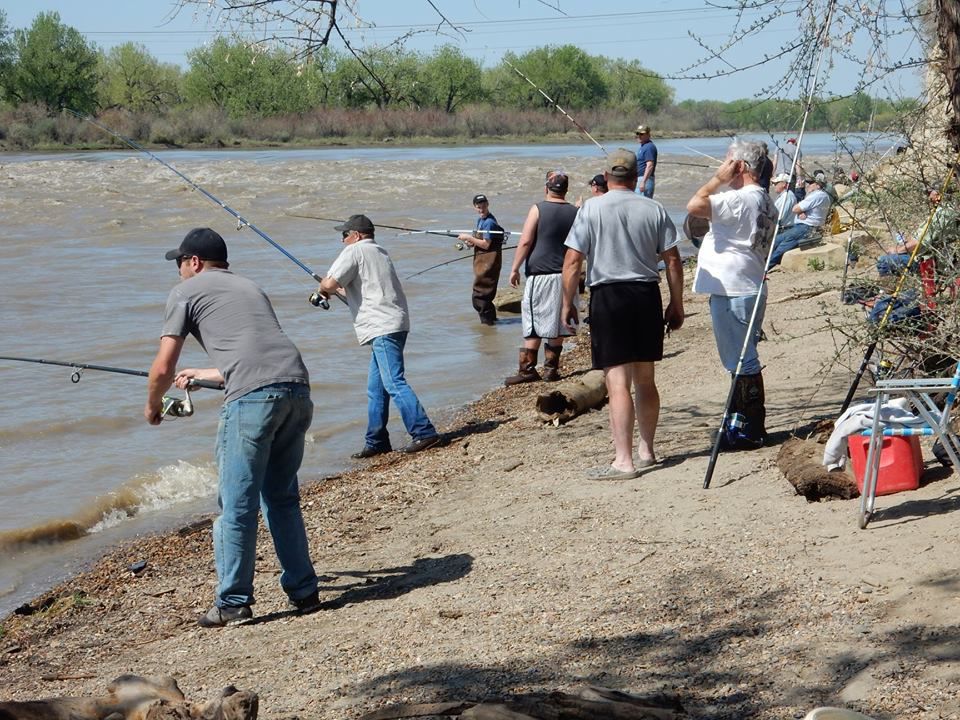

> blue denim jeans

[
  {"left": 769, "top": 223, "right": 813, "bottom": 267},
  {"left": 876, "top": 252, "right": 912, "bottom": 276},
  {"left": 709, "top": 286, "right": 767, "bottom": 375},
  {"left": 636, "top": 178, "right": 655, "bottom": 198},
  {"left": 365, "top": 331, "right": 437, "bottom": 449},
  {"left": 213, "top": 382, "right": 318, "bottom": 608}
]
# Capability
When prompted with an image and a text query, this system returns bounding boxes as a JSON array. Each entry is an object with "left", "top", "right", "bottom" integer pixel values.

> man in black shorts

[{"left": 561, "top": 149, "right": 684, "bottom": 480}]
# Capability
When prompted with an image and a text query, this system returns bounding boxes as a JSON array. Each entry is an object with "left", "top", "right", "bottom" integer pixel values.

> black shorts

[{"left": 589, "top": 281, "right": 664, "bottom": 368}]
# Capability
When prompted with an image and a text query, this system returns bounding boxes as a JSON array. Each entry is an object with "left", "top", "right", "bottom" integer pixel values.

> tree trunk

[{"left": 937, "top": 0, "right": 960, "bottom": 151}]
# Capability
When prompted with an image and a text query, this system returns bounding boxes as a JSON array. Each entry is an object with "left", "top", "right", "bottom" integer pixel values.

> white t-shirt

[
  {"left": 327, "top": 239, "right": 410, "bottom": 345},
  {"left": 775, "top": 189, "right": 797, "bottom": 228},
  {"left": 796, "top": 188, "right": 831, "bottom": 227},
  {"left": 693, "top": 184, "right": 777, "bottom": 297}
]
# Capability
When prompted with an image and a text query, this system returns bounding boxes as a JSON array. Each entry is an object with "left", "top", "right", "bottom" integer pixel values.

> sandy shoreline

[{"left": 2, "top": 265, "right": 960, "bottom": 720}]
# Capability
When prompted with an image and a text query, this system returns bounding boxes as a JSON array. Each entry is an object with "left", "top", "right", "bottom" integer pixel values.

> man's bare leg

[
  {"left": 632, "top": 361, "right": 659, "bottom": 462},
  {"left": 603, "top": 363, "right": 636, "bottom": 472}
]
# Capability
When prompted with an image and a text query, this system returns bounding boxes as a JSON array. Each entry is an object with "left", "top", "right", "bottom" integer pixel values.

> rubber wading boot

[
  {"left": 721, "top": 372, "right": 766, "bottom": 450},
  {"left": 542, "top": 344, "right": 562, "bottom": 382},
  {"left": 505, "top": 348, "right": 541, "bottom": 386}
]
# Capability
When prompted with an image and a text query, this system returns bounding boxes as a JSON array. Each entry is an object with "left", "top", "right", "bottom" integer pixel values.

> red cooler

[{"left": 847, "top": 434, "right": 923, "bottom": 496}]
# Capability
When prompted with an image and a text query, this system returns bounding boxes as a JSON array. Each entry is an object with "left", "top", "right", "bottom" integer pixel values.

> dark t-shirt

[{"left": 525, "top": 200, "right": 579, "bottom": 276}]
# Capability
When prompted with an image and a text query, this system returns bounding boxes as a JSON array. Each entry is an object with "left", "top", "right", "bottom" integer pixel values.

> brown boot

[
  {"left": 504, "top": 348, "right": 540, "bottom": 386},
  {"left": 542, "top": 344, "right": 562, "bottom": 382}
]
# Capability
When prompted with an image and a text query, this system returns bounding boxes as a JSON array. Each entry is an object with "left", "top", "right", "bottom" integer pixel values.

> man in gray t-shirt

[
  {"left": 146, "top": 227, "right": 319, "bottom": 628},
  {"left": 562, "top": 148, "right": 684, "bottom": 482}
]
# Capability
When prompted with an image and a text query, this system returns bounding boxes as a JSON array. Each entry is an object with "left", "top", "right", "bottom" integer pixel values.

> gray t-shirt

[
  {"left": 327, "top": 239, "right": 410, "bottom": 345},
  {"left": 564, "top": 188, "right": 678, "bottom": 286},
  {"left": 161, "top": 268, "right": 309, "bottom": 403}
]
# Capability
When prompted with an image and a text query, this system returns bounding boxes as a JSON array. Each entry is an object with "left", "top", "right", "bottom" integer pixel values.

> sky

[{"left": 0, "top": 0, "right": 926, "bottom": 103}]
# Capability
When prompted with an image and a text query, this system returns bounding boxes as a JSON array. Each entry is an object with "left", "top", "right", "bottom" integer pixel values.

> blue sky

[{"left": 0, "top": 0, "right": 925, "bottom": 103}]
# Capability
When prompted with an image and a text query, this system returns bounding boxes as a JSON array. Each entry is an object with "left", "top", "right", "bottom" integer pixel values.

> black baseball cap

[
  {"left": 472, "top": 194, "right": 489, "bottom": 205},
  {"left": 165, "top": 227, "right": 228, "bottom": 262},
  {"left": 546, "top": 171, "right": 569, "bottom": 193},
  {"left": 589, "top": 174, "right": 608, "bottom": 190},
  {"left": 333, "top": 214, "right": 376, "bottom": 235}
]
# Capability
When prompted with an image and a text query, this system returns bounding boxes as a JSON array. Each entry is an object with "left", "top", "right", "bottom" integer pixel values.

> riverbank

[{"left": 3, "top": 265, "right": 960, "bottom": 720}]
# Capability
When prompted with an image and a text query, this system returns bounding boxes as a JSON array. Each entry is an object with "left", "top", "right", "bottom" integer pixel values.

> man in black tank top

[{"left": 505, "top": 170, "right": 579, "bottom": 384}]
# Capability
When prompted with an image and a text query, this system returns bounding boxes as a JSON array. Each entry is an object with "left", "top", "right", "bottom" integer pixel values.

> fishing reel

[
  {"left": 161, "top": 388, "right": 194, "bottom": 419},
  {"left": 308, "top": 292, "right": 330, "bottom": 310}
]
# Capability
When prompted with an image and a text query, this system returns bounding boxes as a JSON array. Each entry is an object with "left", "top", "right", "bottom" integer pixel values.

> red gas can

[{"left": 848, "top": 434, "right": 923, "bottom": 496}]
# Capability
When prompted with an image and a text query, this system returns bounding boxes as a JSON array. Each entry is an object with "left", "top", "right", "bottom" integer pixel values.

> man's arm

[
  {"left": 661, "top": 247, "right": 685, "bottom": 330},
  {"left": 508, "top": 205, "right": 539, "bottom": 288},
  {"left": 560, "top": 247, "right": 584, "bottom": 330},
  {"left": 641, "top": 160, "right": 654, "bottom": 189},
  {"left": 318, "top": 275, "right": 342, "bottom": 297},
  {"left": 687, "top": 157, "right": 737, "bottom": 217},
  {"left": 145, "top": 335, "right": 185, "bottom": 425}
]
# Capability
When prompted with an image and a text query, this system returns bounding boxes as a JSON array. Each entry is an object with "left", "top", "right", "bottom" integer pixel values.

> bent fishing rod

[
  {"left": 405, "top": 246, "right": 517, "bottom": 280},
  {"left": 702, "top": 1, "right": 836, "bottom": 490},
  {"left": 0, "top": 355, "right": 223, "bottom": 419},
  {"left": 67, "top": 110, "right": 339, "bottom": 311}
]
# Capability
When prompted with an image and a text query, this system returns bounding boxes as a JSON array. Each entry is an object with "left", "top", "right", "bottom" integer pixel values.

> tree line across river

[{"left": 0, "top": 10, "right": 916, "bottom": 150}]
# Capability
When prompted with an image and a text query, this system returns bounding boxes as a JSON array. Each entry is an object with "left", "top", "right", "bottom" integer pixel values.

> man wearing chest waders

[
  {"left": 458, "top": 194, "right": 504, "bottom": 326},
  {"left": 145, "top": 227, "right": 320, "bottom": 627}
]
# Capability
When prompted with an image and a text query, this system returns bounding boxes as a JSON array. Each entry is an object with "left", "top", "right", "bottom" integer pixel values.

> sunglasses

[{"left": 175, "top": 255, "right": 194, "bottom": 268}]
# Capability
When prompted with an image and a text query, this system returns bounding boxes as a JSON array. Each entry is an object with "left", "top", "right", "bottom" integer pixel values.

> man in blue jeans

[
  {"left": 768, "top": 176, "right": 832, "bottom": 267},
  {"left": 146, "top": 227, "right": 320, "bottom": 627},
  {"left": 686, "top": 141, "right": 778, "bottom": 449},
  {"left": 318, "top": 214, "right": 441, "bottom": 458}
]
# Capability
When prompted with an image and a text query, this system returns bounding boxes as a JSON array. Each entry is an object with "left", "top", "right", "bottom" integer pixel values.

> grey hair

[{"left": 727, "top": 140, "right": 766, "bottom": 177}]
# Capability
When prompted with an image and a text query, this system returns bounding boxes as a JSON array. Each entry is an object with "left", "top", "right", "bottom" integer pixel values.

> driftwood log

[
  {"left": 360, "top": 686, "right": 684, "bottom": 720},
  {"left": 536, "top": 370, "right": 607, "bottom": 423},
  {"left": 0, "top": 675, "right": 258, "bottom": 720},
  {"left": 777, "top": 437, "right": 859, "bottom": 501}
]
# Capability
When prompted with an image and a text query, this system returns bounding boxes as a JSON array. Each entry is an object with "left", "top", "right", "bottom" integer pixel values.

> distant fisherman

[
  {"left": 146, "top": 227, "right": 320, "bottom": 628},
  {"left": 457, "top": 194, "right": 505, "bottom": 326}
]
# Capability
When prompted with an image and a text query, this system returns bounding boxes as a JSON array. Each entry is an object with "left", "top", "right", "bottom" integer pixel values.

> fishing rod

[
  {"left": 66, "top": 109, "right": 339, "bottom": 311},
  {"left": 0, "top": 355, "right": 223, "bottom": 419},
  {"left": 405, "top": 246, "right": 518, "bottom": 280},
  {"left": 286, "top": 212, "right": 511, "bottom": 239},
  {"left": 504, "top": 59, "right": 606, "bottom": 154},
  {"left": 702, "top": 1, "right": 836, "bottom": 490}
]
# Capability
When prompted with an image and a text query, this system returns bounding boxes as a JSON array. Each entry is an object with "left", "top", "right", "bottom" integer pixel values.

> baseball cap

[
  {"left": 635, "top": 124, "right": 651, "bottom": 135},
  {"left": 165, "top": 227, "right": 228, "bottom": 262},
  {"left": 805, "top": 176, "right": 821, "bottom": 186},
  {"left": 589, "top": 174, "right": 608, "bottom": 190},
  {"left": 771, "top": 173, "right": 791, "bottom": 184},
  {"left": 606, "top": 148, "right": 638, "bottom": 178},
  {"left": 333, "top": 214, "right": 376, "bottom": 234},
  {"left": 545, "top": 171, "right": 569, "bottom": 193},
  {"left": 472, "top": 194, "right": 488, "bottom": 205}
]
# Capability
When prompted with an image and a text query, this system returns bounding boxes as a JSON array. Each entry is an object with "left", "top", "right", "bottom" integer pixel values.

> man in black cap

[
  {"left": 457, "top": 194, "right": 505, "bottom": 325},
  {"left": 318, "top": 214, "right": 441, "bottom": 458},
  {"left": 146, "top": 227, "right": 320, "bottom": 628}
]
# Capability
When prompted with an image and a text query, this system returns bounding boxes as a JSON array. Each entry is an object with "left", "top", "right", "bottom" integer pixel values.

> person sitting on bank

[
  {"left": 457, "top": 194, "right": 504, "bottom": 326},
  {"left": 771, "top": 173, "right": 797, "bottom": 231},
  {"left": 768, "top": 176, "right": 832, "bottom": 267},
  {"left": 876, "top": 187, "right": 951, "bottom": 276}
]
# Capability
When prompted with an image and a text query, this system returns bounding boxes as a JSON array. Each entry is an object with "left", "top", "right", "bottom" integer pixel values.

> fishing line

[
  {"left": 285, "top": 212, "right": 511, "bottom": 239},
  {"left": 504, "top": 59, "right": 607, "bottom": 154},
  {"left": 66, "top": 110, "right": 341, "bottom": 310},
  {"left": 702, "top": 0, "right": 837, "bottom": 490},
  {"left": 405, "top": 246, "right": 518, "bottom": 280}
]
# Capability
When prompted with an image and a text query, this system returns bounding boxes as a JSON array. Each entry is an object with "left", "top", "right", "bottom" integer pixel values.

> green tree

[
  {"left": 184, "top": 38, "right": 321, "bottom": 116},
  {"left": 419, "top": 45, "right": 483, "bottom": 112},
  {"left": 328, "top": 47, "right": 422, "bottom": 108},
  {"left": 494, "top": 45, "right": 607, "bottom": 110},
  {"left": 99, "top": 42, "right": 182, "bottom": 112},
  {"left": 0, "top": 10, "right": 14, "bottom": 99},
  {"left": 597, "top": 58, "right": 672, "bottom": 113},
  {"left": 5, "top": 12, "right": 100, "bottom": 113}
]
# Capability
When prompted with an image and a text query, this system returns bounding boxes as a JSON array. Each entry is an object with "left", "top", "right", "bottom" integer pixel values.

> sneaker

[
  {"left": 197, "top": 604, "right": 252, "bottom": 628},
  {"left": 351, "top": 445, "right": 391, "bottom": 459},
  {"left": 401, "top": 435, "right": 442, "bottom": 454},
  {"left": 289, "top": 591, "right": 321, "bottom": 614}
]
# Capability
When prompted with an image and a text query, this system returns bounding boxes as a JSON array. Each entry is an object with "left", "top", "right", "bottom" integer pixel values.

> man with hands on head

[
  {"left": 561, "top": 148, "right": 684, "bottom": 481},
  {"left": 686, "top": 140, "right": 777, "bottom": 450}
]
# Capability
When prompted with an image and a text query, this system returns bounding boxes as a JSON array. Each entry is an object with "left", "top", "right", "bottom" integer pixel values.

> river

[{"left": 0, "top": 132, "right": 895, "bottom": 617}]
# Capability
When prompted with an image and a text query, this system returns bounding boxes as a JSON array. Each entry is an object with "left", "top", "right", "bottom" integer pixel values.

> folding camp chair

[{"left": 857, "top": 357, "right": 960, "bottom": 529}]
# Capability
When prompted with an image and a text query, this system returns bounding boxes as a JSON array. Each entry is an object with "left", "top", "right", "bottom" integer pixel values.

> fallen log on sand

[
  {"left": 777, "top": 437, "right": 859, "bottom": 501},
  {"left": 535, "top": 370, "right": 607, "bottom": 424}
]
